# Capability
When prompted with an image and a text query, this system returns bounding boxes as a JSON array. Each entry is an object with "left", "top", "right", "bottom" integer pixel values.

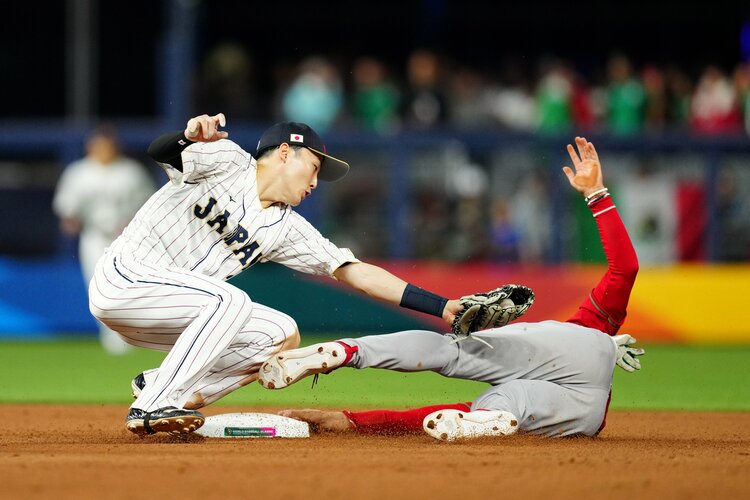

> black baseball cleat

[
  {"left": 131, "top": 372, "right": 146, "bottom": 399},
  {"left": 125, "top": 407, "right": 205, "bottom": 435},
  {"left": 126, "top": 408, "right": 148, "bottom": 434}
]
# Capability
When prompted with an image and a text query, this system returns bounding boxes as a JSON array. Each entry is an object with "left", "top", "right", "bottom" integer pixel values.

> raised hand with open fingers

[
  {"left": 561, "top": 136, "right": 605, "bottom": 198},
  {"left": 184, "top": 113, "right": 229, "bottom": 142}
]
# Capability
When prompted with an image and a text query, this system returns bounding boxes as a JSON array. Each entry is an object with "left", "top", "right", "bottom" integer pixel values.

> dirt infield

[{"left": 1, "top": 404, "right": 747, "bottom": 500}]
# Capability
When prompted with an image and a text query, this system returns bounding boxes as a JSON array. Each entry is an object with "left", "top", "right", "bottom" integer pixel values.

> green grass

[{"left": 1, "top": 338, "right": 748, "bottom": 411}]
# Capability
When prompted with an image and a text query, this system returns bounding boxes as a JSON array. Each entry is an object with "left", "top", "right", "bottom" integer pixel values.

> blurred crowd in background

[
  {"left": 4, "top": 46, "right": 750, "bottom": 268},
  {"left": 195, "top": 46, "right": 750, "bottom": 137},
  {"left": 189, "top": 46, "right": 750, "bottom": 265}
]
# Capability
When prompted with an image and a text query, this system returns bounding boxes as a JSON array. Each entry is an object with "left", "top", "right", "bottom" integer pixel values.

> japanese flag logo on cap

[{"left": 290, "top": 134, "right": 304, "bottom": 143}]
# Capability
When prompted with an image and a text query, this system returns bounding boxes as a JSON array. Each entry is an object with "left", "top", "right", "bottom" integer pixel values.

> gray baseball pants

[{"left": 343, "top": 320, "right": 616, "bottom": 437}]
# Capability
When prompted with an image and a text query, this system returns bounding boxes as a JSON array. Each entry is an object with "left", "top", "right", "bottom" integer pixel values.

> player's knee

[
  {"left": 275, "top": 313, "right": 299, "bottom": 350},
  {"left": 222, "top": 288, "right": 254, "bottom": 319},
  {"left": 284, "top": 328, "right": 301, "bottom": 350}
]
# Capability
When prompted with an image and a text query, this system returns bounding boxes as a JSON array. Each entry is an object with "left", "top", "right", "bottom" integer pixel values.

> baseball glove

[{"left": 451, "top": 284, "right": 535, "bottom": 338}]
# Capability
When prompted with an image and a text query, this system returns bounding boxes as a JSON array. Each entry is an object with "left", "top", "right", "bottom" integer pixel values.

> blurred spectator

[
  {"left": 606, "top": 54, "right": 646, "bottom": 135},
  {"left": 732, "top": 63, "right": 750, "bottom": 135},
  {"left": 447, "top": 67, "right": 492, "bottom": 129},
  {"left": 350, "top": 57, "right": 400, "bottom": 133},
  {"left": 535, "top": 59, "right": 573, "bottom": 134},
  {"left": 642, "top": 65, "right": 667, "bottom": 132},
  {"left": 716, "top": 168, "right": 750, "bottom": 261},
  {"left": 411, "top": 190, "right": 449, "bottom": 259},
  {"left": 664, "top": 65, "right": 693, "bottom": 129},
  {"left": 570, "top": 69, "right": 595, "bottom": 131},
  {"left": 442, "top": 145, "right": 488, "bottom": 260},
  {"left": 282, "top": 56, "right": 343, "bottom": 132},
  {"left": 195, "top": 43, "right": 261, "bottom": 120},
  {"left": 510, "top": 170, "right": 551, "bottom": 263},
  {"left": 53, "top": 126, "right": 155, "bottom": 354},
  {"left": 488, "top": 60, "right": 536, "bottom": 131},
  {"left": 445, "top": 196, "right": 487, "bottom": 261},
  {"left": 489, "top": 199, "right": 521, "bottom": 261},
  {"left": 690, "top": 65, "right": 741, "bottom": 134},
  {"left": 401, "top": 49, "right": 447, "bottom": 128},
  {"left": 618, "top": 164, "right": 677, "bottom": 264}
]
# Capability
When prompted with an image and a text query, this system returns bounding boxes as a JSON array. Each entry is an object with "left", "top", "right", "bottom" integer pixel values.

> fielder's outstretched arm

[{"left": 334, "top": 262, "right": 463, "bottom": 325}]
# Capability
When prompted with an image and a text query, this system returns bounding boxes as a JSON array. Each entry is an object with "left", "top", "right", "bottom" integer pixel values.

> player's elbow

[{"left": 622, "top": 250, "right": 639, "bottom": 281}]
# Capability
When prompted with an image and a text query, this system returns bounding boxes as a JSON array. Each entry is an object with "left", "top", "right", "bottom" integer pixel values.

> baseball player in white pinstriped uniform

[
  {"left": 53, "top": 127, "right": 155, "bottom": 355},
  {"left": 89, "top": 113, "right": 464, "bottom": 435}
]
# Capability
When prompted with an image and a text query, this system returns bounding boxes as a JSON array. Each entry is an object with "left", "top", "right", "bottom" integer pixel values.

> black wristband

[
  {"left": 147, "top": 130, "right": 194, "bottom": 171},
  {"left": 400, "top": 284, "right": 448, "bottom": 318}
]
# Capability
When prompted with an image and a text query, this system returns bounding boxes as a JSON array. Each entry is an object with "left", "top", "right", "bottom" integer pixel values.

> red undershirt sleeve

[
  {"left": 566, "top": 195, "right": 639, "bottom": 335},
  {"left": 342, "top": 403, "right": 472, "bottom": 435}
]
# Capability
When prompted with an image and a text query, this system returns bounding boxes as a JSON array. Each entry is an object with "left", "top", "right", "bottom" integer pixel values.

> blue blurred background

[{"left": 1, "top": 0, "right": 750, "bottom": 338}]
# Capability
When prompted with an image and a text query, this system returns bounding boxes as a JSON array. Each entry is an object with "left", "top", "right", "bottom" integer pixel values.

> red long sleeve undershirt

[
  {"left": 342, "top": 403, "right": 472, "bottom": 435},
  {"left": 344, "top": 195, "right": 637, "bottom": 434},
  {"left": 566, "top": 195, "right": 639, "bottom": 335}
]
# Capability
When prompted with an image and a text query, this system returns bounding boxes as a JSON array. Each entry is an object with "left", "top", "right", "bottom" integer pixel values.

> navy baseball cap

[{"left": 256, "top": 122, "right": 350, "bottom": 182}]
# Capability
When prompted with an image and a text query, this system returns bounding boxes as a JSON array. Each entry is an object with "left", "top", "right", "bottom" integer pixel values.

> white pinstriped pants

[{"left": 89, "top": 252, "right": 298, "bottom": 412}]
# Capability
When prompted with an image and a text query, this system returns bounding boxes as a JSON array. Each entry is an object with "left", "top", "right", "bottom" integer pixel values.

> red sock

[
  {"left": 335, "top": 341, "right": 359, "bottom": 365},
  {"left": 342, "top": 403, "right": 472, "bottom": 435}
]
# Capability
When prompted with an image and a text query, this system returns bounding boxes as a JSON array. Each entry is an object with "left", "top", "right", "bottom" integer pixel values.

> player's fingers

[
  {"left": 216, "top": 131, "right": 229, "bottom": 140},
  {"left": 566, "top": 144, "right": 580, "bottom": 166},
  {"left": 186, "top": 118, "right": 200, "bottom": 138},
  {"left": 215, "top": 113, "right": 226, "bottom": 128},
  {"left": 621, "top": 359, "right": 636, "bottom": 372},
  {"left": 205, "top": 118, "right": 215, "bottom": 139},
  {"left": 562, "top": 166, "right": 576, "bottom": 185},
  {"left": 587, "top": 141, "right": 600, "bottom": 160},
  {"left": 576, "top": 137, "right": 589, "bottom": 153}
]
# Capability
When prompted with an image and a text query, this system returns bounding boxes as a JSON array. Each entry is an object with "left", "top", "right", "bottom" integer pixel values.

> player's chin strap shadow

[{"left": 449, "top": 334, "right": 494, "bottom": 349}]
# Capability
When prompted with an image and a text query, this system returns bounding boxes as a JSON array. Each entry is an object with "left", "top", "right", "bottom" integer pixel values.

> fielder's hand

[
  {"left": 613, "top": 334, "right": 645, "bottom": 373},
  {"left": 451, "top": 284, "right": 535, "bottom": 338},
  {"left": 185, "top": 113, "right": 229, "bottom": 142}
]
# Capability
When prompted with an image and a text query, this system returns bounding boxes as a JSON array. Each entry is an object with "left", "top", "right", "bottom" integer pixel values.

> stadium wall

[{"left": 0, "top": 258, "right": 747, "bottom": 343}]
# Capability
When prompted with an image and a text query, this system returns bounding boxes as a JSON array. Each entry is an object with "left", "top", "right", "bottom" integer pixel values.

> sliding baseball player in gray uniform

[
  {"left": 89, "top": 113, "right": 465, "bottom": 435},
  {"left": 260, "top": 137, "right": 644, "bottom": 441}
]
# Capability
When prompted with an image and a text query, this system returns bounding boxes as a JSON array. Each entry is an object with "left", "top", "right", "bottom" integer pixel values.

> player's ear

[{"left": 278, "top": 143, "right": 290, "bottom": 163}]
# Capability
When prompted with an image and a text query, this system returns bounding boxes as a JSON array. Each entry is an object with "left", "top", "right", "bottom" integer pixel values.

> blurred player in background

[
  {"left": 53, "top": 126, "right": 155, "bottom": 354},
  {"left": 263, "top": 137, "right": 644, "bottom": 441}
]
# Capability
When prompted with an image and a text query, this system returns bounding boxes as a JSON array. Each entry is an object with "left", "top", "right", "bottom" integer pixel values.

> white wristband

[{"left": 584, "top": 187, "right": 608, "bottom": 202}]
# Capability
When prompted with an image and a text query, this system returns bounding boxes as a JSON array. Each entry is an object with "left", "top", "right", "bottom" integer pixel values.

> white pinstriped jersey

[{"left": 108, "top": 139, "right": 358, "bottom": 280}]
